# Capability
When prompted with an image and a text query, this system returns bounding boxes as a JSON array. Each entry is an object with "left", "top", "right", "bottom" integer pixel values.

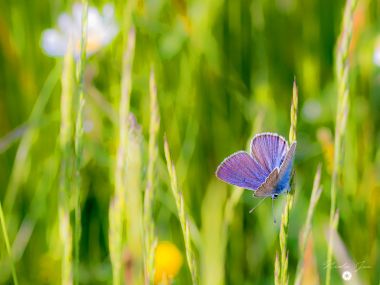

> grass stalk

[
  {"left": 109, "top": 27, "right": 136, "bottom": 285},
  {"left": 108, "top": 194, "right": 123, "bottom": 285},
  {"left": 4, "top": 63, "right": 60, "bottom": 212},
  {"left": 72, "top": 1, "right": 88, "bottom": 284},
  {"left": 200, "top": 181, "right": 227, "bottom": 285},
  {"left": 164, "top": 136, "right": 198, "bottom": 285},
  {"left": 289, "top": 79, "right": 298, "bottom": 145},
  {"left": 125, "top": 117, "right": 144, "bottom": 284},
  {"left": 325, "top": 1, "right": 357, "bottom": 284},
  {"left": 275, "top": 78, "right": 298, "bottom": 285},
  {"left": 59, "top": 207, "right": 73, "bottom": 285},
  {"left": 223, "top": 187, "right": 243, "bottom": 231},
  {"left": 300, "top": 165, "right": 323, "bottom": 252},
  {"left": 143, "top": 69, "right": 160, "bottom": 284},
  {"left": 0, "top": 202, "right": 19, "bottom": 285},
  {"left": 279, "top": 196, "right": 292, "bottom": 285},
  {"left": 274, "top": 252, "right": 280, "bottom": 285},
  {"left": 58, "top": 38, "right": 75, "bottom": 285},
  {"left": 294, "top": 165, "right": 323, "bottom": 285}
]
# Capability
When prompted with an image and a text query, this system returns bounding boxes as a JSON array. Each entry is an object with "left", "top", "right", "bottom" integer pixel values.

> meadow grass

[
  {"left": 326, "top": 0, "right": 357, "bottom": 284},
  {"left": 143, "top": 69, "right": 160, "bottom": 284},
  {"left": 73, "top": 1, "right": 88, "bottom": 283},
  {"left": 58, "top": 41, "right": 75, "bottom": 285},
  {"left": 3, "top": 63, "right": 60, "bottom": 213},
  {"left": 164, "top": 136, "right": 198, "bottom": 285},
  {"left": 275, "top": 79, "right": 298, "bottom": 285},
  {"left": 109, "top": 26, "right": 136, "bottom": 285},
  {"left": 294, "top": 164, "right": 323, "bottom": 285},
  {"left": 0, "top": 202, "right": 18, "bottom": 285}
]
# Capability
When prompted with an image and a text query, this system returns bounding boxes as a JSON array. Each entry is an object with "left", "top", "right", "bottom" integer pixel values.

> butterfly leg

[{"left": 271, "top": 195, "right": 277, "bottom": 224}]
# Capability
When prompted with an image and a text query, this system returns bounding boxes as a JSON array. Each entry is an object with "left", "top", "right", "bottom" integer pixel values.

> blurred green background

[{"left": 0, "top": 0, "right": 379, "bottom": 284}]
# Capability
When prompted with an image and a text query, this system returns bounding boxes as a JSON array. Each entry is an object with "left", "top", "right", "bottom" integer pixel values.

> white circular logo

[{"left": 342, "top": 270, "right": 352, "bottom": 281}]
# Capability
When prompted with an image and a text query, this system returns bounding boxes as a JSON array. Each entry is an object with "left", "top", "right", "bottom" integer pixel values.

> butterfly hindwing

[
  {"left": 276, "top": 141, "right": 297, "bottom": 193},
  {"left": 250, "top": 133, "right": 288, "bottom": 173},
  {"left": 216, "top": 151, "right": 269, "bottom": 191},
  {"left": 254, "top": 141, "right": 297, "bottom": 197},
  {"left": 254, "top": 167, "right": 280, "bottom": 197}
]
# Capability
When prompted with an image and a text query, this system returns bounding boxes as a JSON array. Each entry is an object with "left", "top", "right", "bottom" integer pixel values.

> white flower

[
  {"left": 374, "top": 50, "right": 380, "bottom": 66},
  {"left": 302, "top": 99, "right": 322, "bottom": 122},
  {"left": 374, "top": 37, "right": 380, "bottom": 66},
  {"left": 41, "top": 3, "right": 118, "bottom": 58}
]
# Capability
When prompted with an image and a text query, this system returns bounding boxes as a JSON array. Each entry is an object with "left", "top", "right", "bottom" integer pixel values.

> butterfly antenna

[
  {"left": 272, "top": 196, "right": 277, "bottom": 224},
  {"left": 249, "top": 196, "right": 268, "bottom": 214}
]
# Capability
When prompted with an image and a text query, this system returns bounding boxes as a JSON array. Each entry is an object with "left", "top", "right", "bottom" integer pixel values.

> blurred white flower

[
  {"left": 302, "top": 99, "right": 322, "bottom": 122},
  {"left": 41, "top": 3, "right": 118, "bottom": 58},
  {"left": 83, "top": 119, "right": 94, "bottom": 133},
  {"left": 374, "top": 37, "right": 380, "bottom": 66}
]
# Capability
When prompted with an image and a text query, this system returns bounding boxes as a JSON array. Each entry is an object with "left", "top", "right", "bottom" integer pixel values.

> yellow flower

[{"left": 154, "top": 241, "right": 183, "bottom": 285}]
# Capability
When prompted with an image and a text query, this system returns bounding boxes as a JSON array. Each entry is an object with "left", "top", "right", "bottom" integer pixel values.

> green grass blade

[
  {"left": 326, "top": 1, "right": 357, "bottom": 284},
  {"left": 143, "top": 68, "right": 160, "bottom": 284},
  {"left": 0, "top": 202, "right": 19, "bottom": 285},
  {"left": 164, "top": 136, "right": 198, "bottom": 285}
]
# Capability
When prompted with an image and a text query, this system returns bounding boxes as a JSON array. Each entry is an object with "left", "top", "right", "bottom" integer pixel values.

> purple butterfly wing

[
  {"left": 277, "top": 141, "right": 297, "bottom": 192},
  {"left": 254, "top": 167, "right": 280, "bottom": 197},
  {"left": 250, "top": 133, "right": 288, "bottom": 173},
  {"left": 254, "top": 141, "right": 297, "bottom": 197},
  {"left": 216, "top": 151, "right": 269, "bottom": 190}
]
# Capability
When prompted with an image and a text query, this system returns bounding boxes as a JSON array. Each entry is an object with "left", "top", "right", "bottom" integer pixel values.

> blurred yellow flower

[
  {"left": 154, "top": 241, "right": 183, "bottom": 285},
  {"left": 317, "top": 128, "right": 334, "bottom": 174}
]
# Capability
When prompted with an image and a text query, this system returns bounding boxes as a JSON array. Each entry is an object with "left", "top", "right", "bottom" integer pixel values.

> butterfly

[{"left": 215, "top": 132, "right": 296, "bottom": 200}]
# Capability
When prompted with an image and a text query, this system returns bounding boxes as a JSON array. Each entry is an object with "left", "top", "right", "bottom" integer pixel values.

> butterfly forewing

[
  {"left": 250, "top": 133, "right": 288, "bottom": 173},
  {"left": 216, "top": 151, "right": 269, "bottom": 190}
]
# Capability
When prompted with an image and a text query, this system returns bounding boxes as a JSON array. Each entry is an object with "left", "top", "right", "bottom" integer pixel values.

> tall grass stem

[
  {"left": 294, "top": 165, "right": 323, "bottom": 285},
  {"left": 326, "top": 1, "right": 357, "bottom": 284},
  {"left": 164, "top": 136, "right": 198, "bottom": 285},
  {"left": 59, "top": 38, "right": 75, "bottom": 285},
  {"left": 276, "top": 79, "right": 298, "bottom": 285},
  {"left": 109, "top": 26, "right": 135, "bottom": 285},
  {"left": 4, "top": 64, "right": 60, "bottom": 212},
  {"left": 72, "top": 0, "right": 88, "bottom": 283},
  {"left": 143, "top": 69, "right": 160, "bottom": 284},
  {"left": 0, "top": 202, "right": 19, "bottom": 285}
]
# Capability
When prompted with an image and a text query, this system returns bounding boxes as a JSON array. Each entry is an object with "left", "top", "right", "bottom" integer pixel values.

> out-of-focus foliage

[{"left": 0, "top": 0, "right": 379, "bottom": 284}]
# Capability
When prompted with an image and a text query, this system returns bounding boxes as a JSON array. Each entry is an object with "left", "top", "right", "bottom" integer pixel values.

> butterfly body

[{"left": 216, "top": 133, "right": 296, "bottom": 198}]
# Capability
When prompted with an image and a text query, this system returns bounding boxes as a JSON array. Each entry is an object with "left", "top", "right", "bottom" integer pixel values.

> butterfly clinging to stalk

[{"left": 216, "top": 133, "right": 296, "bottom": 200}]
